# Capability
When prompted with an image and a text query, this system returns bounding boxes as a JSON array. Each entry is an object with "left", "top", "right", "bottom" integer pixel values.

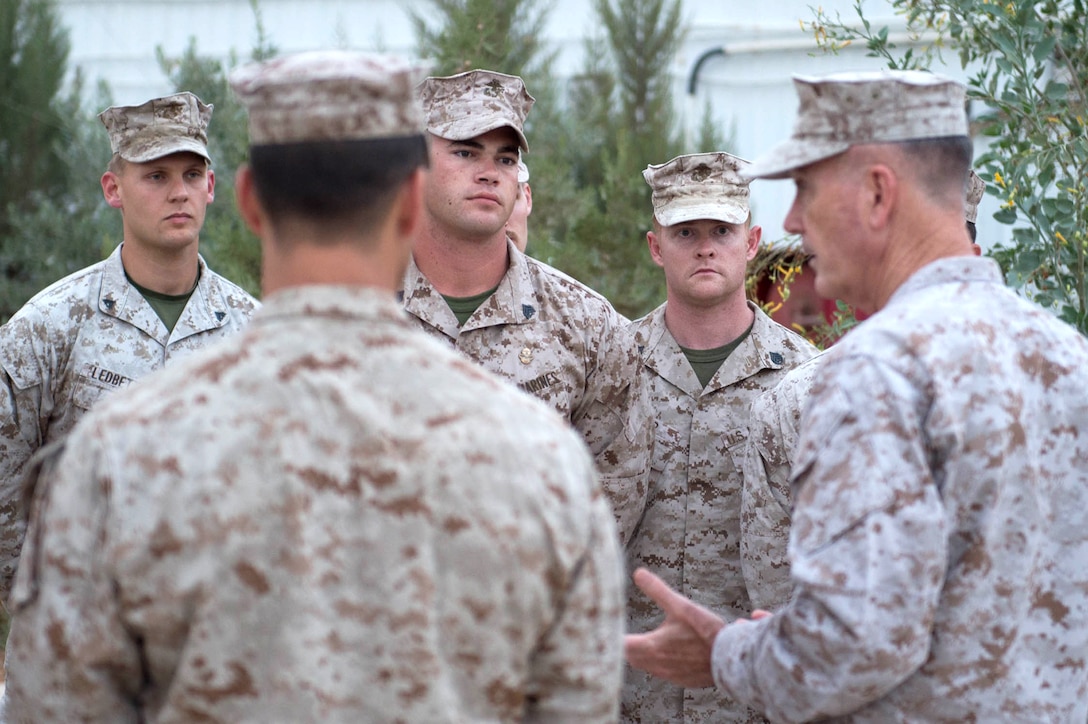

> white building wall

[{"left": 54, "top": 0, "right": 1006, "bottom": 247}]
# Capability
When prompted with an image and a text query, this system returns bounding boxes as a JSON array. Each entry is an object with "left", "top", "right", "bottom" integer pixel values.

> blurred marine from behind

[{"left": 4, "top": 50, "right": 625, "bottom": 722}]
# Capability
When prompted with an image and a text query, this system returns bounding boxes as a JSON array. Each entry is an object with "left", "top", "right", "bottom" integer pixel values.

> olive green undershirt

[
  {"left": 679, "top": 320, "right": 754, "bottom": 388},
  {"left": 443, "top": 286, "right": 499, "bottom": 327},
  {"left": 128, "top": 274, "right": 198, "bottom": 333}
]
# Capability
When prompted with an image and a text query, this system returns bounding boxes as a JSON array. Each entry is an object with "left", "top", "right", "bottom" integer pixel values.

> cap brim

[
  {"left": 742, "top": 138, "right": 850, "bottom": 180},
  {"left": 427, "top": 115, "right": 529, "bottom": 153},
  {"left": 123, "top": 137, "right": 211, "bottom": 164},
  {"left": 656, "top": 199, "right": 748, "bottom": 227}
]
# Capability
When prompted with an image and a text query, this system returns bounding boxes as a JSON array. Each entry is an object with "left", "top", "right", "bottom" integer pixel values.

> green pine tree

[
  {"left": 155, "top": 0, "right": 277, "bottom": 298},
  {"left": 410, "top": 0, "right": 553, "bottom": 76},
  {"left": 535, "top": 0, "right": 688, "bottom": 319},
  {"left": 411, "top": 0, "right": 693, "bottom": 319},
  {"left": 0, "top": 0, "right": 113, "bottom": 321}
]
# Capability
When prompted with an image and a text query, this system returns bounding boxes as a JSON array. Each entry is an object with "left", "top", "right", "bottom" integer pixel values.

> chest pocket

[
  {"left": 722, "top": 428, "right": 748, "bottom": 478},
  {"left": 650, "top": 420, "right": 687, "bottom": 474},
  {"left": 71, "top": 362, "right": 136, "bottom": 412},
  {"left": 72, "top": 379, "right": 115, "bottom": 412}
]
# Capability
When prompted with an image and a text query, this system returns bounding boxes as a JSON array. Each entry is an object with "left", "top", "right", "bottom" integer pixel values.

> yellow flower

[
  {"left": 994, "top": 171, "right": 1006, "bottom": 188},
  {"left": 1056, "top": 231, "right": 1068, "bottom": 245}
]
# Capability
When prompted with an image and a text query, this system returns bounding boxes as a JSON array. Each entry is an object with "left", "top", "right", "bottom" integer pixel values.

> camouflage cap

[
  {"left": 417, "top": 69, "right": 534, "bottom": 152},
  {"left": 229, "top": 50, "right": 427, "bottom": 145},
  {"left": 643, "top": 152, "right": 751, "bottom": 226},
  {"left": 99, "top": 92, "right": 212, "bottom": 164},
  {"left": 965, "top": 169, "right": 985, "bottom": 223},
  {"left": 745, "top": 70, "right": 969, "bottom": 180},
  {"left": 517, "top": 158, "right": 530, "bottom": 184}
]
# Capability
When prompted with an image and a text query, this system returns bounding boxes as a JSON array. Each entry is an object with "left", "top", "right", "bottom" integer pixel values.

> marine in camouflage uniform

[
  {"left": 4, "top": 51, "right": 625, "bottom": 722},
  {"left": 0, "top": 92, "right": 258, "bottom": 602},
  {"left": 623, "top": 152, "right": 816, "bottom": 723},
  {"left": 741, "top": 174, "right": 984, "bottom": 614},
  {"left": 628, "top": 71, "right": 1088, "bottom": 722},
  {"left": 403, "top": 69, "right": 650, "bottom": 542},
  {"left": 739, "top": 351, "right": 825, "bottom": 612}
]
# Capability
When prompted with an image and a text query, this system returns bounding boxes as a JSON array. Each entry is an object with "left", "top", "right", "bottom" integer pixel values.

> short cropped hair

[
  {"left": 894, "top": 135, "right": 974, "bottom": 206},
  {"left": 107, "top": 154, "right": 126, "bottom": 175},
  {"left": 248, "top": 135, "right": 428, "bottom": 238}
]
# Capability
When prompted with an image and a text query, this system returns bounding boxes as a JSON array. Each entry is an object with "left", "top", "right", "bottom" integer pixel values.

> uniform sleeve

[
  {"left": 740, "top": 387, "right": 796, "bottom": 612},
  {"left": 0, "top": 313, "right": 51, "bottom": 603},
  {"left": 525, "top": 484, "right": 626, "bottom": 723},
  {"left": 573, "top": 317, "right": 652, "bottom": 546},
  {"left": 712, "top": 355, "right": 948, "bottom": 721},
  {"left": 4, "top": 431, "right": 143, "bottom": 722}
]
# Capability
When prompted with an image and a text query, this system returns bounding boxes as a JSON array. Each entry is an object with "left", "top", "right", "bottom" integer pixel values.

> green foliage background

[
  {"left": 806, "top": 0, "right": 1088, "bottom": 334},
  {"left": 7, "top": 0, "right": 1083, "bottom": 331},
  {"left": 410, "top": 0, "right": 725, "bottom": 318},
  {"left": 0, "top": 0, "right": 729, "bottom": 323}
]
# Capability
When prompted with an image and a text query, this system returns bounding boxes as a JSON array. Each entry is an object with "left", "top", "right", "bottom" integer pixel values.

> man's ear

[
  {"left": 101, "top": 172, "right": 123, "bottom": 209},
  {"left": 388, "top": 168, "right": 425, "bottom": 243},
  {"left": 234, "top": 164, "right": 265, "bottom": 237},
  {"left": 206, "top": 168, "right": 216, "bottom": 204},
  {"left": 646, "top": 230, "right": 665, "bottom": 268},
  {"left": 745, "top": 224, "right": 762, "bottom": 261},
  {"left": 523, "top": 182, "right": 533, "bottom": 216},
  {"left": 867, "top": 164, "right": 898, "bottom": 230}
]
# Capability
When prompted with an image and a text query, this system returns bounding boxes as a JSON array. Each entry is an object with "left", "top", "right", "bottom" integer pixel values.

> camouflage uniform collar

[
  {"left": 635, "top": 301, "right": 813, "bottom": 397},
  {"left": 463, "top": 240, "right": 538, "bottom": 329},
  {"left": 633, "top": 303, "right": 704, "bottom": 398},
  {"left": 707, "top": 303, "right": 793, "bottom": 392},
  {"left": 256, "top": 285, "right": 407, "bottom": 326},
  {"left": 102, "top": 245, "right": 239, "bottom": 344},
  {"left": 402, "top": 240, "right": 539, "bottom": 336},
  {"left": 884, "top": 256, "right": 1003, "bottom": 312}
]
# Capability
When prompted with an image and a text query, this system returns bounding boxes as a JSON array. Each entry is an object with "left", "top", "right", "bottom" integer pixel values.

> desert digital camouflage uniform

[
  {"left": 0, "top": 244, "right": 257, "bottom": 600},
  {"left": 623, "top": 301, "right": 816, "bottom": 723},
  {"left": 712, "top": 257, "right": 1088, "bottom": 721},
  {"left": 409, "top": 69, "right": 649, "bottom": 543},
  {"left": 402, "top": 242, "right": 651, "bottom": 543},
  {"left": 5, "top": 285, "right": 626, "bottom": 722},
  {"left": 739, "top": 350, "right": 826, "bottom": 612}
]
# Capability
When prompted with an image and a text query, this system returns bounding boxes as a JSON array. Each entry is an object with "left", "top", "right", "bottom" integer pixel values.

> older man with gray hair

[{"left": 626, "top": 69, "right": 1088, "bottom": 722}]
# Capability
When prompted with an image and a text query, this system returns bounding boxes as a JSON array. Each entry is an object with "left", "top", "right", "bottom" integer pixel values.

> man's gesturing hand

[{"left": 623, "top": 567, "right": 727, "bottom": 688}]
